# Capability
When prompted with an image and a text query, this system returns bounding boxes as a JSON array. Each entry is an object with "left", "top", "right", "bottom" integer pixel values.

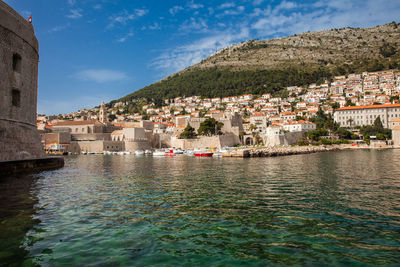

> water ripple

[{"left": 14, "top": 150, "right": 400, "bottom": 265}]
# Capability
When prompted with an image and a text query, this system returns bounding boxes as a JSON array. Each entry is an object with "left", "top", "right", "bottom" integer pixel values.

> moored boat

[
  {"left": 194, "top": 152, "right": 213, "bottom": 157},
  {"left": 165, "top": 149, "right": 175, "bottom": 156},
  {"left": 153, "top": 150, "right": 166, "bottom": 156},
  {"left": 134, "top": 150, "right": 144, "bottom": 155}
]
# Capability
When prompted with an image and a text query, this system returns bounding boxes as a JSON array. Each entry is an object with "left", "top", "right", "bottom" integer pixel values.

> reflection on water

[
  {"left": 1, "top": 149, "right": 400, "bottom": 265},
  {"left": 0, "top": 174, "right": 39, "bottom": 266}
]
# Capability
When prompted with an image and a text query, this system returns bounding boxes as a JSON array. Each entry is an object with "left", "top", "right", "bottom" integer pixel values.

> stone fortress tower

[{"left": 0, "top": 1, "right": 45, "bottom": 162}]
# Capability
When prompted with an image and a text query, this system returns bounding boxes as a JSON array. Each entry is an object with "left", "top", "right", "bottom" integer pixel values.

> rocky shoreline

[{"left": 222, "top": 145, "right": 344, "bottom": 158}]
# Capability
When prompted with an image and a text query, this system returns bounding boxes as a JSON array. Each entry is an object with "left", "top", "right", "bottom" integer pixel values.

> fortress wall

[
  {"left": 262, "top": 132, "right": 305, "bottom": 147},
  {"left": 171, "top": 134, "right": 240, "bottom": 149},
  {"left": 0, "top": 1, "right": 44, "bottom": 161},
  {"left": 68, "top": 141, "right": 125, "bottom": 153},
  {"left": 124, "top": 141, "right": 151, "bottom": 152}
]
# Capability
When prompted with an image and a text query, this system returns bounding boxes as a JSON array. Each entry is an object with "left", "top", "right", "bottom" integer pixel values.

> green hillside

[{"left": 112, "top": 22, "right": 400, "bottom": 106}]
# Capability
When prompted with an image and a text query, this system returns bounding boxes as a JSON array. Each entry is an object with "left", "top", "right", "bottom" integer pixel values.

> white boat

[
  {"left": 213, "top": 152, "right": 222, "bottom": 157},
  {"left": 134, "top": 150, "right": 144, "bottom": 155},
  {"left": 184, "top": 150, "right": 194, "bottom": 156},
  {"left": 153, "top": 149, "right": 166, "bottom": 156},
  {"left": 173, "top": 148, "right": 184, "bottom": 154},
  {"left": 144, "top": 150, "right": 152, "bottom": 155}
]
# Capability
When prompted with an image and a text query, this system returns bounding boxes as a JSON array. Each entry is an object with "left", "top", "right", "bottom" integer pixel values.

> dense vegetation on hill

[
  {"left": 119, "top": 67, "right": 331, "bottom": 103},
  {"left": 111, "top": 22, "right": 400, "bottom": 106}
]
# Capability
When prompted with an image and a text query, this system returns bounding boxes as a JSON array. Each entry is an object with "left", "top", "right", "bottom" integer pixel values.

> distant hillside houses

[{"left": 38, "top": 69, "right": 400, "bottom": 150}]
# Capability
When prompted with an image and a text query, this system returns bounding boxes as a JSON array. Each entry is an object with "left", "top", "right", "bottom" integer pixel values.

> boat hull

[{"left": 194, "top": 152, "right": 213, "bottom": 157}]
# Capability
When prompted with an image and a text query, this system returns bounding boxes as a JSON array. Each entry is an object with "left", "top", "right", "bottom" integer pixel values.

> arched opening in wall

[
  {"left": 11, "top": 89, "right": 20, "bottom": 107},
  {"left": 245, "top": 137, "right": 253, "bottom": 146},
  {"left": 12, "top": 53, "right": 22, "bottom": 73}
]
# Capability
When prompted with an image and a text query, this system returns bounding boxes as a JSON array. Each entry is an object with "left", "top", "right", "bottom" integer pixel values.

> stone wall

[
  {"left": 262, "top": 131, "right": 305, "bottom": 147},
  {"left": 0, "top": 120, "right": 44, "bottom": 161},
  {"left": 0, "top": 2, "right": 45, "bottom": 161},
  {"left": 124, "top": 141, "right": 151, "bottom": 151},
  {"left": 393, "top": 129, "right": 400, "bottom": 147},
  {"left": 171, "top": 133, "right": 240, "bottom": 149},
  {"left": 68, "top": 141, "right": 124, "bottom": 153},
  {"left": 41, "top": 132, "right": 71, "bottom": 145},
  {"left": 71, "top": 133, "right": 112, "bottom": 141}
]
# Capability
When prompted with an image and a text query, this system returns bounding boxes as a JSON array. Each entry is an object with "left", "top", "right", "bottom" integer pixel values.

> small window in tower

[
  {"left": 12, "top": 89, "right": 20, "bottom": 107},
  {"left": 12, "top": 53, "right": 22, "bottom": 73}
]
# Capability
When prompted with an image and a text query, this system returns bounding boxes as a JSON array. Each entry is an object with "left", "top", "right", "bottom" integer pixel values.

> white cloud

[
  {"left": 148, "top": 22, "right": 161, "bottom": 30},
  {"left": 67, "top": 0, "right": 76, "bottom": 6},
  {"left": 216, "top": 6, "right": 246, "bottom": 17},
  {"left": 275, "top": 1, "right": 297, "bottom": 11},
  {"left": 93, "top": 4, "right": 102, "bottom": 10},
  {"left": 169, "top": 5, "right": 184, "bottom": 15},
  {"left": 66, "top": 9, "right": 82, "bottom": 19},
  {"left": 218, "top": 2, "right": 235, "bottom": 9},
  {"left": 253, "top": 0, "right": 264, "bottom": 6},
  {"left": 187, "top": 0, "right": 204, "bottom": 10},
  {"left": 48, "top": 24, "right": 70, "bottom": 33},
  {"left": 134, "top": 9, "right": 148, "bottom": 17},
  {"left": 151, "top": 27, "right": 250, "bottom": 74},
  {"left": 108, "top": 9, "right": 149, "bottom": 28},
  {"left": 38, "top": 96, "right": 113, "bottom": 115},
  {"left": 117, "top": 30, "right": 134, "bottom": 43},
  {"left": 251, "top": 0, "right": 400, "bottom": 38},
  {"left": 75, "top": 69, "right": 128, "bottom": 83},
  {"left": 179, "top": 17, "right": 208, "bottom": 32}
]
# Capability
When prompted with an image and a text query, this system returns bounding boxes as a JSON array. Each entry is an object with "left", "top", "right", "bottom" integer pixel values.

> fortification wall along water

[{"left": 0, "top": 1, "right": 44, "bottom": 161}]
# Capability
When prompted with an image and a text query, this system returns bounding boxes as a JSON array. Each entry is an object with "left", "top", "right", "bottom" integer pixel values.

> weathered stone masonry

[{"left": 0, "top": 1, "right": 45, "bottom": 161}]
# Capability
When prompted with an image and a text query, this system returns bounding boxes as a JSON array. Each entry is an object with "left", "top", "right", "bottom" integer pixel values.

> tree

[
  {"left": 180, "top": 125, "right": 197, "bottom": 139},
  {"left": 336, "top": 127, "right": 352, "bottom": 139},
  {"left": 249, "top": 124, "right": 258, "bottom": 132},
  {"left": 198, "top": 118, "right": 224, "bottom": 136},
  {"left": 373, "top": 117, "right": 384, "bottom": 133},
  {"left": 252, "top": 133, "right": 263, "bottom": 145},
  {"left": 360, "top": 117, "right": 391, "bottom": 140},
  {"left": 346, "top": 118, "right": 354, "bottom": 128},
  {"left": 330, "top": 102, "right": 340, "bottom": 110},
  {"left": 108, "top": 114, "right": 116, "bottom": 121},
  {"left": 307, "top": 129, "right": 328, "bottom": 141},
  {"left": 380, "top": 42, "right": 397, "bottom": 57}
]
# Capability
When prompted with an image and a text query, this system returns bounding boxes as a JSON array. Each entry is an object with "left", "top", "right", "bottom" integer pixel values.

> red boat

[
  {"left": 194, "top": 152, "right": 213, "bottom": 157},
  {"left": 165, "top": 149, "right": 175, "bottom": 156}
]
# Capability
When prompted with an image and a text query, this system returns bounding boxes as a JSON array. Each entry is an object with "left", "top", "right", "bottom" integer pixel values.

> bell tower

[{"left": 99, "top": 101, "right": 107, "bottom": 123}]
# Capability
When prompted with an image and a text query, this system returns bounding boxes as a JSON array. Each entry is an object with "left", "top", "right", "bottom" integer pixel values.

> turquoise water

[{"left": 1, "top": 150, "right": 400, "bottom": 265}]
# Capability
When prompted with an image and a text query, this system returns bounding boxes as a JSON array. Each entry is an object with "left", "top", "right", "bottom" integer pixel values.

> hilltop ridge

[{"left": 113, "top": 22, "right": 400, "bottom": 105}]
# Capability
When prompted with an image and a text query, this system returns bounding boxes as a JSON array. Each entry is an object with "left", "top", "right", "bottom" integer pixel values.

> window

[
  {"left": 11, "top": 89, "right": 20, "bottom": 107},
  {"left": 12, "top": 53, "right": 22, "bottom": 73}
]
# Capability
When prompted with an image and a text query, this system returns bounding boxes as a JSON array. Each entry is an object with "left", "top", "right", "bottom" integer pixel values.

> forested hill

[{"left": 112, "top": 22, "right": 400, "bottom": 105}]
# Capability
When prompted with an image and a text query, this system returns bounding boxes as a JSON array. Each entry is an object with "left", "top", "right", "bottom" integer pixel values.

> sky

[{"left": 4, "top": 0, "right": 400, "bottom": 115}]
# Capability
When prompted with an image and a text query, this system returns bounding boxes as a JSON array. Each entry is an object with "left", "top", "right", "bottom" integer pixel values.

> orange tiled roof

[
  {"left": 53, "top": 119, "right": 103, "bottom": 126},
  {"left": 337, "top": 103, "right": 400, "bottom": 111}
]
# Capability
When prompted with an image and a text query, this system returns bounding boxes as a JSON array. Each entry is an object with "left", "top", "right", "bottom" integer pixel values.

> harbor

[{"left": 1, "top": 150, "right": 400, "bottom": 265}]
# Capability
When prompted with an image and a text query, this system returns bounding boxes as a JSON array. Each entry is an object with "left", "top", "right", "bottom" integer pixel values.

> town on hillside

[{"left": 38, "top": 69, "right": 400, "bottom": 153}]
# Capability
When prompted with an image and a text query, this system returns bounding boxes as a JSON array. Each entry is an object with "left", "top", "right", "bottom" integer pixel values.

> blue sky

[{"left": 4, "top": 0, "right": 400, "bottom": 115}]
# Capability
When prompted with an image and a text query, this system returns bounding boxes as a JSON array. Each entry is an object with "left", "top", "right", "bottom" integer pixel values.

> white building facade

[{"left": 334, "top": 104, "right": 400, "bottom": 128}]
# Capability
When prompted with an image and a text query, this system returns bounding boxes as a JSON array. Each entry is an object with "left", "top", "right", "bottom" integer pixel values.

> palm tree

[{"left": 347, "top": 118, "right": 354, "bottom": 128}]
